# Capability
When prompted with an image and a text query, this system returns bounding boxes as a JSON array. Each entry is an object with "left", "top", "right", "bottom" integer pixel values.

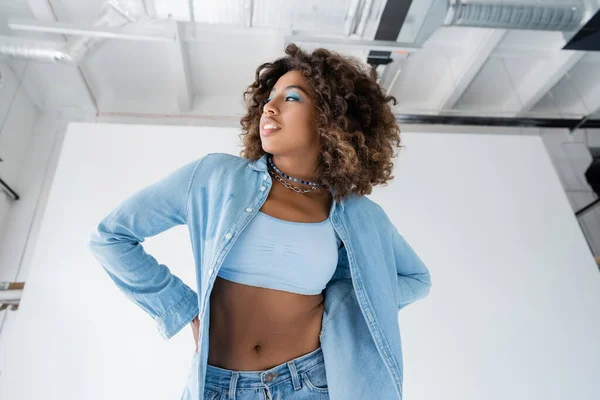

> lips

[{"left": 260, "top": 117, "right": 281, "bottom": 136}]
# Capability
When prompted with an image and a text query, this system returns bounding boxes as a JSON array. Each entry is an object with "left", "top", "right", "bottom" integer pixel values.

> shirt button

[
  {"left": 263, "top": 175, "right": 268, "bottom": 180},
  {"left": 246, "top": 207, "right": 252, "bottom": 212},
  {"left": 225, "top": 233, "right": 232, "bottom": 240},
  {"left": 209, "top": 267, "right": 214, "bottom": 275},
  {"left": 260, "top": 186, "right": 266, "bottom": 191}
]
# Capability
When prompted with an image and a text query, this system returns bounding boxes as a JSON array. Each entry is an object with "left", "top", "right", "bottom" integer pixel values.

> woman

[{"left": 88, "top": 44, "right": 432, "bottom": 400}]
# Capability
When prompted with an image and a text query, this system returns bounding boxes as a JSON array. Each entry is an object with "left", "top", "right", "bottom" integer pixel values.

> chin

[{"left": 260, "top": 139, "right": 278, "bottom": 154}]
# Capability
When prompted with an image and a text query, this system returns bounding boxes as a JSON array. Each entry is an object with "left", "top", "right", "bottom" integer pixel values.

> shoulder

[
  {"left": 345, "top": 195, "right": 394, "bottom": 233},
  {"left": 191, "top": 153, "right": 257, "bottom": 188},
  {"left": 201, "top": 152, "right": 247, "bottom": 165},
  {"left": 365, "top": 197, "right": 393, "bottom": 225},
  {"left": 346, "top": 195, "right": 389, "bottom": 219},
  {"left": 197, "top": 152, "right": 252, "bottom": 172}
]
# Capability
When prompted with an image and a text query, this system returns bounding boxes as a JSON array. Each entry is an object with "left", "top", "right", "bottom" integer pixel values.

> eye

[{"left": 263, "top": 94, "right": 299, "bottom": 104}]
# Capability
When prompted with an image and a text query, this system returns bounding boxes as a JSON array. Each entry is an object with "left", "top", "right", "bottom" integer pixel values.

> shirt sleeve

[
  {"left": 87, "top": 157, "right": 206, "bottom": 340},
  {"left": 391, "top": 226, "right": 432, "bottom": 311}
]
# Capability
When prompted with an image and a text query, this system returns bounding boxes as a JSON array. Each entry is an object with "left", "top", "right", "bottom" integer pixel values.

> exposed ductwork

[
  {"left": 445, "top": 0, "right": 586, "bottom": 31},
  {"left": 0, "top": 0, "right": 134, "bottom": 64},
  {"left": 398, "top": 0, "right": 589, "bottom": 47}
]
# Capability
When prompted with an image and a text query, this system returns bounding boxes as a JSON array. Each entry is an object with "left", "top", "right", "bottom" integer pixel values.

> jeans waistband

[{"left": 205, "top": 346, "right": 324, "bottom": 390}]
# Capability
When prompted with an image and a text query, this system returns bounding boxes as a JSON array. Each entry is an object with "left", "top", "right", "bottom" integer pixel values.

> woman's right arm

[{"left": 87, "top": 156, "right": 207, "bottom": 341}]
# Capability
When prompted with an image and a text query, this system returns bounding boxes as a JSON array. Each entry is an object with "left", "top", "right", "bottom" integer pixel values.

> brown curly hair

[{"left": 239, "top": 43, "right": 403, "bottom": 202}]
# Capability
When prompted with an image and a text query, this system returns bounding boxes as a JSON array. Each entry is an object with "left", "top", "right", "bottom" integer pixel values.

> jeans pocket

[
  {"left": 302, "top": 361, "right": 329, "bottom": 393},
  {"left": 203, "top": 387, "right": 219, "bottom": 400}
]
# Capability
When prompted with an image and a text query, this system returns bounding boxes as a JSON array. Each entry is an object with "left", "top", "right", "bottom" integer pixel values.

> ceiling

[{"left": 1, "top": 0, "right": 600, "bottom": 124}]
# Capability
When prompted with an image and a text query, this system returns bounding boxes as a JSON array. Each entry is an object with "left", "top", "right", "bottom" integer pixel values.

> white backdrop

[{"left": 0, "top": 122, "right": 598, "bottom": 399}]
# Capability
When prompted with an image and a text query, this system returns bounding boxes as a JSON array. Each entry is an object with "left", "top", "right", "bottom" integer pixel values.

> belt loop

[
  {"left": 228, "top": 371, "right": 238, "bottom": 399},
  {"left": 287, "top": 360, "right": 302, "bottom": 391}
]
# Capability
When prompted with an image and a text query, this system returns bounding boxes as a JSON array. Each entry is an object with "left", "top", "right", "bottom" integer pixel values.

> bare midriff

[
  {"left": 206, "top": 183, "right": 334, "bottom": 371},
  {"left": 207, "top": 275, "right": 325, "bottom": 371}
]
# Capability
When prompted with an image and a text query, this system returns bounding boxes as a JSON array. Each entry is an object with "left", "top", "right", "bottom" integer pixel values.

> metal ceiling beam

[
  {"left": 172, "top": 21, "right": 194, "bottom": 112},
  {"left": 243, "top": 0, "right": 254, "bottom": 28},
  {"left": 395, "top": 113, "right": 600, "bottom": 129}
]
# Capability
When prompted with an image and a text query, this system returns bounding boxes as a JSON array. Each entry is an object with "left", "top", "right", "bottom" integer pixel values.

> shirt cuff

[{"left": 155, "top": 289, "right": 200, "bottom": 340}]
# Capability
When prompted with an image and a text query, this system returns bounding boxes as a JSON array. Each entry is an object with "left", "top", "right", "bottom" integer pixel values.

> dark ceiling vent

[
  {"left": 564, "top": 9, "right": 600, "bottom": 51},
  {"left": 585, "top": 147, "right": 600, "bottom": 197}
]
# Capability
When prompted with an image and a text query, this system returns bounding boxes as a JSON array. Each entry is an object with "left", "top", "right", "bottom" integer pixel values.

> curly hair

[{"left": 239, "top": 43, "right": 403, "bottom": 202}]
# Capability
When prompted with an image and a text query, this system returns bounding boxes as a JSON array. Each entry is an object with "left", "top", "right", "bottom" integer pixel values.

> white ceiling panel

[
  {"left": 193, "top": 0, "right": 246, "bottom": 25},
  {"left": 563, "top": 54, "right": 600, "bottom": 115},
  {"left": 396, "top": 0, "right": 436, "bottom": 44},
  {"left": 389, "top": 49, "right": 457, "bottom": 113},
  {"left": 424, "top": 26, "right": 483, "bottom": 49},
  {"left": 528, "top": 53, "right": 600, "bottom": 118},
  {"left": 187, "top": 28, "right": 283, "bottom": 97},
  {"left": 529, "top": 78, "right": 591, "bottom": 118},
  {"left": 155, "top": 0, "right": 361, "bottom": 35},
  {"left": 453, "top": 39, "right": 590, "bottom": 117},
  {"left": 0, "top": 0, "right": 42, "bottom": 39},
  {"left": 46, "top": 0, "right": 145, "bottom": 22},
  {"left": 17, "top": 62, "right": 95, "bottom": 113},
  {"left": 498, "top": 29, "right": 575, "bottom": 52},
  {"left": 152, "top": 0, "right": 246, "bottom": 24},
  {"left": 0, "top": 2, "right": 29, "bottom": 35},
  {"left": 453, "top": 57, "right": 524, "bottom": 116},
  {"left": 390, "top": 27, "right": 507, "bottom": 114},
  {"left": 252, "top": 0, "right": 353, "bottom": 35},
  {"left": 529, "top": 52, "right": 600, "bottom": 119},
  {"left": 424, "top": 27, "right": 507, "bottom": 112},
  {"left": 502, "top": 50, "right": 583, "bottom": 111},
  {"left": 83, "top": 39, "right": 180, "bottom": 113},
  {"left": 41, "top": 0, "right": 106, "bottom": 21}
]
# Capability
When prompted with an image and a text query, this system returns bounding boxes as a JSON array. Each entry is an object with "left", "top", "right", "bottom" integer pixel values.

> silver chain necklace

[{"left": 268, "top": 167, "right": 320, "bottom": 194}]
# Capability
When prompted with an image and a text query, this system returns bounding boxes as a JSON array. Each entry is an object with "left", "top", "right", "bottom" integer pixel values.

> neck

[{"left": 270, "top": 154, "right": 318, "bottom": 183}]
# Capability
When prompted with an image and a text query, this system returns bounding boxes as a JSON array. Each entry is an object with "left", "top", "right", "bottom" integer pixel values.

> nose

[{"left": 263, "top": 98, "right": 279, "bottom": 115}]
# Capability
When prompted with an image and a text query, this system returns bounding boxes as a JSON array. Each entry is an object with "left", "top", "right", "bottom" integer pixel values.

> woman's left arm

[{"left": 390, "top": 226, "right": 432, "bottom": 311}]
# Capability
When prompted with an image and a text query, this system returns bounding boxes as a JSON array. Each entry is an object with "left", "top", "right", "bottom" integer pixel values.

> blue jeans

[{"left": 203, "top": 346, "right": 329, "bottom": 399}]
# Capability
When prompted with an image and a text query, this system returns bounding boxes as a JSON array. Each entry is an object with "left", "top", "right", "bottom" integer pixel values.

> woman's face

[{"left": 259, "top": 70, "right": 319, "bottom": 157}]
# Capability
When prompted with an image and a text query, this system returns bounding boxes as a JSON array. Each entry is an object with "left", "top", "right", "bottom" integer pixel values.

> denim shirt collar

[{"left": 249, "top": 153, "right": 345, "bottom": 211}]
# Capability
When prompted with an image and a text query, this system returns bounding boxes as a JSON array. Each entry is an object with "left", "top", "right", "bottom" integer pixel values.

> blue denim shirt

[{"left": 88, "top": 152, "right": 432, "bottom": 399}]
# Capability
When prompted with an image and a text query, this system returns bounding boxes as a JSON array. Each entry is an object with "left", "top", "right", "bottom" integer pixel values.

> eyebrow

[{"left": 270, "top": 85, "right": 310, "bottom": 96}]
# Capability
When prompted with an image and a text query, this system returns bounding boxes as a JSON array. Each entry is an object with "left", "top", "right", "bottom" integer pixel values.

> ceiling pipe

[{"left": 0, "top": 0, "right": 134, "bottom": 63}]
